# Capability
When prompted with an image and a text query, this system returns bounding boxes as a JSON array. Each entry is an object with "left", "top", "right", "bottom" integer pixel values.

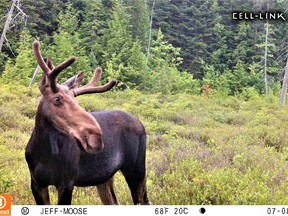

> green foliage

[
  {"left": 1, "top": 81, "right": 288, "bottom": 204},
  {"left": 96, "top": 1, "right": 144, "bottom": 87},
  {"left": 51, "top": 4, "right": 90, "bottom": 83},
  {"left": 125, "top": 40, "right": 147, "bottom": 88},
  {"left": 0, "top": 156, "right": 13, "bottom": 193},
  {"left": 22, "top": 0, "right": 63, "bottom": 38},
  {"left": 1, "top": 0, "right": 287, "bottom": 95},
  {"left": 124, "top": 0, "right": 149, "bottom": 48},
  {"left": 100, "top": 1, "right": 132, "bottom": 63},
  {"left": 77, "top": 0, "right": 102, "bottom": 51},
  {"left": 0, "top": 52, "right": 7, "bottom": 75},
  {"left": 1, "top": 29, "right": 35, "bottom": 85},
  {"left": 148, "top": 29, "right": 183, "bottom": 69},
  {"left": 148, "top": 63, "right": 200, "bottom": 94},
  {"left": 146, "top": 29, "right": 199, "bottom": 94},
  {"left": 203, "top": 61, "right": 265, "bottom": 96},
  {"left": 105, "top": 39, "right": 147, "bottom": 88},
  {"left": 202, "top": 64, "right": 230, "bottom": 97}
]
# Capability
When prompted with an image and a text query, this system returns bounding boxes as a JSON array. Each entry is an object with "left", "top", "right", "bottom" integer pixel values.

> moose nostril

[{"left": 83, "top": 134, "right": 104, "bottom": 154}]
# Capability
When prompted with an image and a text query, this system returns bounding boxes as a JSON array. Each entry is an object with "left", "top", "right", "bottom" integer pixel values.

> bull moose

[{"left": 25, "top": 41, "right": 149, "bottom": 205}]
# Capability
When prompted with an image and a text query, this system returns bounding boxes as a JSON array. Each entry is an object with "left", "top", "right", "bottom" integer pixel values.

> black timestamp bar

[{"left": 232, "top": 12, "right": 286, "bottom": 21}]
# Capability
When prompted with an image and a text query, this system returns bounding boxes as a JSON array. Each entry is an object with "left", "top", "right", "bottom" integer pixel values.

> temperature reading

[
  {"left": 174, "top": 207, "right": 188, "bottom": 215},
  {"left": 155, "top": 207, "right": 169, "bottom": 215}
]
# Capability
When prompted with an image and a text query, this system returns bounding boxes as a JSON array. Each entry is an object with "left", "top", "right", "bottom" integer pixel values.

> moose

[{"left": 25, "top": 41, "right": 149, "bottom": 205}]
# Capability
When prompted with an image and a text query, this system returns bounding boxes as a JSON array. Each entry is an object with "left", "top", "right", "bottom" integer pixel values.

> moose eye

[{"left": 53, "top": 96, "right": 61, "bottom": 105}]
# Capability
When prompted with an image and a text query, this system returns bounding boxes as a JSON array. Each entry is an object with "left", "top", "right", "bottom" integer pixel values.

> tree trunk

[
  {"left": 0, "top": 0, "right": 17, "bottom": 53},
  {"left": 280, "top": 57, "right": 288, "bottom": 105},
  {"left": 146, "top": 0, "right": 156, "bottom": 65},
  {"left": 29, "top": 65, "right": 41, "bottom": 88},
  {"left": 263, "top": 3, "right": 269, "bottom": 96}
]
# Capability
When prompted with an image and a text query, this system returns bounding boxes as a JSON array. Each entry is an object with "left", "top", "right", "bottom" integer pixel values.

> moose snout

[{"left": 84, "top": 133, "right": 104, "bottom": 154}]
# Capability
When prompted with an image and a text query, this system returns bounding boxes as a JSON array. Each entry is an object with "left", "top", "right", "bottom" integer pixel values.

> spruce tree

[
  {"left": 124, "top": 0, "right": 150, "bottom": 48},
  {"left": 97, "top": 0, "right": 134, "bottom": 85},
  {"left": 1, "top": 28, "right": 34, "bottom": 85},
  {"left": 51, "top": 4, "right": 90, "bottom": 83}
]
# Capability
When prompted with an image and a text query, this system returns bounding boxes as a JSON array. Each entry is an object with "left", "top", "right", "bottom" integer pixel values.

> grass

[{"left": 1, "top": 82, "right": 288, "bottom": 204}]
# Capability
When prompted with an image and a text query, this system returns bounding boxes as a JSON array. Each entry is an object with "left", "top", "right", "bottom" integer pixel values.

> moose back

[{"left": 25, "top": 41, "right": 149, "bottom": 205}]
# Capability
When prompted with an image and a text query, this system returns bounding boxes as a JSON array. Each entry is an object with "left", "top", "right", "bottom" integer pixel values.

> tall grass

[{"left": 1, "top": 82, "right": 288, "bottom": 204}]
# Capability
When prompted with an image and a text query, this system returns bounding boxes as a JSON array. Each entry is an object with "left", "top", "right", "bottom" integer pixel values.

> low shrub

[{"left": 1, "top": 84, "right": 288, "bottom": 205}]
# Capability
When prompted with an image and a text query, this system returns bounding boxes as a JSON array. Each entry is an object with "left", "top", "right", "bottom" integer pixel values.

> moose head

[{"left": 33, "top": 41, "right": 116, "bottom": 154}]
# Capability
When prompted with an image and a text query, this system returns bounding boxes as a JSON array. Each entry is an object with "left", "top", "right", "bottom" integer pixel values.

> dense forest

[{"left": 1, "top": 0, "right": 288, "bottom": 96}]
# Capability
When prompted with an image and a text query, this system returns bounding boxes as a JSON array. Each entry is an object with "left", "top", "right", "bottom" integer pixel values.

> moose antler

[
  {"left": 72, "top": 67, "right": 117, "bottom": 97},
  {"left": 33, "top": 41, "right": 76, "bottom": 93}
]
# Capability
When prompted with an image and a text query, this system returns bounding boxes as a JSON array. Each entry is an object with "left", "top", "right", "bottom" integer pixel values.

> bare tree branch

[
  {"left": 0, "top": 0, "right": 27, "bottom": 54},
  {"left": 29, "top": 65, "right": 41, "bottom": 88},
  {"left": 0, "top": 0, "right": 17, "bottom": 53}
]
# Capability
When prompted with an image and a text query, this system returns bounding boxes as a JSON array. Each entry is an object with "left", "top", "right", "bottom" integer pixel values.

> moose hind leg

[
  {"left": 97, "top": 178, "right": 119, "bottom": 205},
  {"left": 31, "top": 179, "right": 50, "bottom": 205},
  {"left": 122, "top": 134, "right": 149, "bottom": 205},
  {"left": 123, "top": 172, "right": 149, "bottom": 205}
]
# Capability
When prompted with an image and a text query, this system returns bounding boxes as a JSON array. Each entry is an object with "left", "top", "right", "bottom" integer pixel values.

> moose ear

[
  {"left": 62, "top": 71, "right": 85, "bottom": 90},
  {"left": 39, "top": 75, "right": 50, "bottom": 94},
  {"left": 46, "top": 57, "right": 54, "bottom": 70}
]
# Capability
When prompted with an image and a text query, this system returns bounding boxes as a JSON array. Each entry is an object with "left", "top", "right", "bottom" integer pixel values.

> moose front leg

[
  {"left": 57, "top": 184, "right": 74, "bottom": 205},
  {"left": 97, "top": 178, "right": 119, "bottom": 205},
  {"left": 31, "top": 178, "right": 50, "bottom": 205}
]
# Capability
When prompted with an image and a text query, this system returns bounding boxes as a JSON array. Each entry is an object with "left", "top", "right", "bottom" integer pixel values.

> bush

[
  {"left": 238, "top": 87, "right": 261, "bottom": 101},
  {"left": 1, "top": 82, "right": 288, "bottom": 205},
  {"left": 148, "top": 64, "right": 200, "bottom": 94},
  {"left": 0, "top": 165, "right": 12, "bottom": 193}
]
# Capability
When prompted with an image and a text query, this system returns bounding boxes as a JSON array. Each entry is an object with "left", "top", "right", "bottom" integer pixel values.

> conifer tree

[
  {"left": 51, "top": 4, "right": 90, "bottom": 83},
  {"left": 1, "top": 28, "right": 34, "bottom": 85},
  {"left": 97, "top": 0, "right": 134, "bottom": 84},
  {"left": 125, "top": 39, "right": 147, "bottom": 88},
  {"left": 148, "top": 29, "right": 182, "bottom": 69},
  {"left": 124, "top": 0, "right": 150, "bottom": 48}
]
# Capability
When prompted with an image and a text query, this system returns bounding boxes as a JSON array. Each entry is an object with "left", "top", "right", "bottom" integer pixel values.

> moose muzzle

[{"left": 84, "top": 133, "right": 104, "bottom": 154}]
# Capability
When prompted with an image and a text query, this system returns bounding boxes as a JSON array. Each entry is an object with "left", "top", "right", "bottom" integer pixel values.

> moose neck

[{"left": 34, "top": 100, "right": 54, "bottom": 136}]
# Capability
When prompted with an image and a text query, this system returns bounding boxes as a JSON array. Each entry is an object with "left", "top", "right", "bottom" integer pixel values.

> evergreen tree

[
  {"left": 96, "top": 0, "right": 135, "bottom": 85},
  {"left": 23, "top": 0, "right": 63, "bottom": 38},
  {"left": 152, "top": 0, "right": 224, "bottom": 78},
  {"left": 124, "top": 0, "right": 150, "bottom": 48},
  {"left": 100, "top": 0, "right": 132, "bottom": 63},
  {"left": 148, "top": 28, "right": 182, "bottom": 69},
  {"left": 1, "top": 28, "right": 34, "bottom": 85},
  {"left": 147, "top": 28, "right": 198, "bottom": 94},
  {"left": 51, "top": 4, "right": 90, "bottom": 83},
  {"left": 125, "top": 39, "right": 147, "bottom": 88},
  {"left": 75, "top": 0, "right": 102, "bottom": 47}
]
